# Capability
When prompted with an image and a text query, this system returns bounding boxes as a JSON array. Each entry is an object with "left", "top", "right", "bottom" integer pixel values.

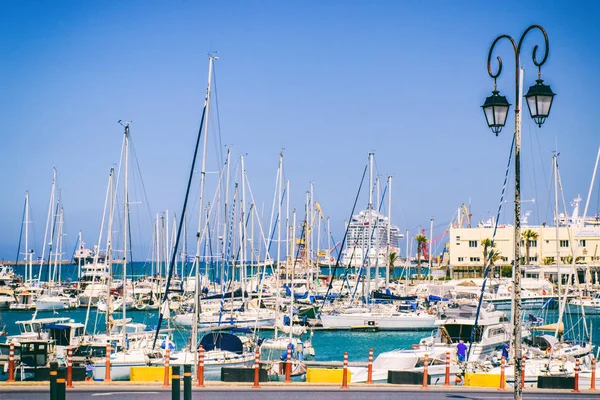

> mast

[
  {"left": 121, "top": 121, "right": 130, "bottom": 351},
  {"left": 374, "top": 177, "right": 380, "bottom": 290},
  {"left": 428, "top": 218, "right": 434, "bottom": 281},
  {"left": 191, "top": 54, "right": 216, "bottom": 365},
  {"left": 386, "top": 176, "right": 392, "bottom": 290},
  {"left": 290, "top": 209, "right": 296, "bottom": 344},
  {"left": 274, "top": 153, "right": 283, "bottom": 339},
  {"left": 24, "top": 191, "right": 30, "bottom": 284},
  {"left": 40, "top": 168, "right": 57, "bottom": 284},
  {"left": 106, "top": 167, "right": 115, "bottom": 337},
  {"left": 221, "top": 148, "right": 231, "bottom": 292},
  {"left": 553, "top": 153, "right": 562, "bottom": 333},
  {"left": 240, "top": 155, "right": 248, "bottom": 302}
]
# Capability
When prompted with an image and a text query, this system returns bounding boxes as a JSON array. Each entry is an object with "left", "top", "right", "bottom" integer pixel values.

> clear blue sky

[{"left": 1, "top": 1, "right": 599, "bottom": 260}]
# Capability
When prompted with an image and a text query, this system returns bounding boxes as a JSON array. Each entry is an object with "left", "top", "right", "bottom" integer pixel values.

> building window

[
  {"left": 502, "top": 257, "right": 509, "bottom": 262},
  {"left": 580, "top": 240, "right": 587, "bottom": 247},
  {"left": 529, "top": 240, "right": 537, "bottom": 248},
  {"left": 469, "top": 257, "right": 481, "bottom": 262},
  {"left": 458, "top": 257, "right": 464, "bottom": 262},
  {"left": 469, "top": 241, "right": 478, "bottom": 248},
  {"left": 456, "top": 236, "right": 461, "bottom": 241},
  {"left": 592, "top": 256, "right": 600, "bottom": 262},
  {"left": 529, "top": 256, "right": 538, "bottom": 262},
  {"left": 560, "top": 240, "right": 569, "bottom": 248}
]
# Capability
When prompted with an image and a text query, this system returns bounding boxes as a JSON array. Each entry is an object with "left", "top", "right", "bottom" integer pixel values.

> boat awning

[{"left": 41, "top": 324, "right": 70, "bottom": 330}]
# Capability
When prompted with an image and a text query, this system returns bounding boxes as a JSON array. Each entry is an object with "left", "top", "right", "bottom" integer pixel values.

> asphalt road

[{"left": 1, "top": 386, "right": 600, "bottom": 400}]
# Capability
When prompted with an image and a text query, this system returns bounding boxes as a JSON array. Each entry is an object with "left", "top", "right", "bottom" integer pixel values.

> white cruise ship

[{"left": 341, "top": 208, "right": 402, "bottom": 267}]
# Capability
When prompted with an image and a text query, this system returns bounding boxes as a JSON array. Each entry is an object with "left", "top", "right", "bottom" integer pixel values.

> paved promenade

[{"left": 1, "top": 382, "right": 600, "bottom": 400}]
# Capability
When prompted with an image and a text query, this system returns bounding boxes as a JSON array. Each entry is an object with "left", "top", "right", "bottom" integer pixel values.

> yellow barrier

[
  {"left": 464, "top": 373, "right": 503, "bottom": 388},
  {"left": 306, "top": 368, "right": 351, "bottom": 383},
  {"left": 130, "top": 366, "right": 172, "bottom": 382}
]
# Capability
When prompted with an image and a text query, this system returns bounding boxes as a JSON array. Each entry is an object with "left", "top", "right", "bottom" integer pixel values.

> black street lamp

[
  {"left": 525, "top": 78, "right": 556, "bottom": 127},
  {"left": 481, "top": 24, "right": 555, "bottom": 400},
  {"left": 482, "top": 89, "right": 511, "bottom": 136}
]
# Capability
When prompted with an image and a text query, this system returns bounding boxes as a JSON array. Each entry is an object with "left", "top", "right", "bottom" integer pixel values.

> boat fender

[{"left": 542, "top": 289, "right": 547, "bottom": 295}]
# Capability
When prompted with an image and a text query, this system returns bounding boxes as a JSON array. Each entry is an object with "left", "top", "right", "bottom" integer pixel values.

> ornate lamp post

[{"left": 481, "top": 25, "right": 555, "bottom": 400}]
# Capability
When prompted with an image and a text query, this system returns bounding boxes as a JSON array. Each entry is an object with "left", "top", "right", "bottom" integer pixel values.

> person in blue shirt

[
  {"left": 501, "top": 343, "right": 510, "bottom": 360},
  {"left": 457, "top": 340, "right": 468, "bottom": 362}
]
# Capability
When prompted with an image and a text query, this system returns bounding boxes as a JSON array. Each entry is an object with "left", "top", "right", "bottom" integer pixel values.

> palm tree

[
  {"left": 415, "top": 234, "right": 428, "bottom": 279},
  {"left": 489, "top": 249, "right": 502, "bottom": 277},
  {"left": 388, "top": 251, "right": 398, "bottom": 278},
  {"left": 542, "top": 256, "right": 555, "bottom": 265},
  {"left": 481, "top": 238, "right": 494, "bottom": 274},
  {"left": 521, "top": 229, "right": 539, "bottom": 266}
]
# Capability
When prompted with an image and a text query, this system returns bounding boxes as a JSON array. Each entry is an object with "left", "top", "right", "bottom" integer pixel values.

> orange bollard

[
  {"left": 521, "top": 356, "right": 526, "bottom": 389},
  {"left": 284, "top": 344, "right": 292, "bottom": 383},
  {"left": 162, "top": 347, "right": 170, "bottom": 388},
  {"left": 7, "top": 341, "right": 15, "bottom": 382},
  {"left": 104, "top": 342, "right": 111, "bottom": 382},
  {"left": 197, "top": 345, "right": 205, "bottom": 388},
  {"left": 422, "top": 353, "right": 429, "bottom": 389},
  {"left": 444, "top": 351, "right": 451, "bottom": 386},
  {"left": 252, "top": 349, "right": 260, "bottom": 389},
  {"left": 340, "top": 352, "right": 349, "bottom": 389},
  {"left": 573, "top": 358, "right": 580, "bottom": 393},
  {"left": 66, "top": 347, "right": 74, "bottom": 388},
  {"left": 366, "top": 348, "right": 374, "bottom": 384},
  {"left": 591, "top": 357, "right": 597, "bottom": 391},
  {"left": 498, "top": 356, "right": 506, "bottom": 391}
]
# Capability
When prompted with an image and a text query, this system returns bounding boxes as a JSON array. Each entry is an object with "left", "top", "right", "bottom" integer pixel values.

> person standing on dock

[
  {"left": 501, "top": 343, "right": 510, "bottom": 360},
  {"left": 457, "top": 340, "right": 468, "bottom": 362}
]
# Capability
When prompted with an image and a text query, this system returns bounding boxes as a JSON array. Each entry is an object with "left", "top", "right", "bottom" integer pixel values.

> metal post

[
  {"left": 50, "top": 361, "right": 58, "bottom": 400},
  {"left": 163, "top": 347, "right": 170, "bottom": 388},
  {"left": 422, "top": 353, "right": 429, "bottom": 389},
  {"left": 573, "top": 358, "right": 580, "bottom": 393},
  {"left": 499, "top": 356, "right": 506, "bottom": 391},
  {"left": 366, "top": 348, "right": 374, "bottom": 384},
  {"left": 183, "top": 365, "right": 192, "bottom": 400},
  {"left": 7, "top": 341, "right": 15, "bottom": 382},
  {"left": 252, "top": 349, "right": 260, "bottom": 389},
  {"left": 284, "top": 345, "right": 292, "bottom": 383},
  {"left": 591, "top": 357, "right": 597, "bottom": 390},
  {"left": 444, "top": 351, "right": 450, "bottom": 386},
  {"left": 197, "top": 345, "right": 205, "bottom": 387},
  {"left": 171, "top": 366, "right": 180, "bottom": 400},
  {"left": 104, "top": 342, "right": 111, "bottom": 382},
  {"left": 341, "top": 352, "right": 349, "bottom": 389},
  {"left": 521, "top": 355, "right": 526, "bottom": 389},
  {"left": 66, "top": 347, "right": 74, "bottom": 388},
  {"left": 56, "top": 368, "right": 66, "bottom": 400}
]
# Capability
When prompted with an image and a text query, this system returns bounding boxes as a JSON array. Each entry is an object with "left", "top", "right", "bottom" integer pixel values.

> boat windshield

[{"left": 442, "top": 324, "right": 483, "bottom": 343}]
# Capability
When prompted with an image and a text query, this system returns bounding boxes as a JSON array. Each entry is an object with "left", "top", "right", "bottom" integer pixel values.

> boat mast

[
  {"left": 221, "top": 147, "right": 231, "bottom": 293},
  {"left": 290, "top": 209, "right": 296, "bottom": 344},
  {"left": 106, "top": 167, "right": 115, "bottom": 337},
  {"left": 191, "top": 54, "right": 216, "bottom": 367},
  {"left": 274, "top": 153, "right": 283, "bottom": 339},
  {"left": 40, "top": 168, "right": 57, "bottom": 284},
  {"left": 120, "top": 120, "right": 130, "bottom": 351},
  {"left": 428, "top": 218, "right": 434, "bottom": 281},
  {"left": 553, "top": 154, "right": 562, "bottom": 338},
  {"left": 386, "top": 176, "right": 392, "bottom": 290},
  {"left": 24, "top": 191, "right": 30, "bottom": 284},
  {"left": 366, "top": 152, "right": 374, "bottom": 302}
]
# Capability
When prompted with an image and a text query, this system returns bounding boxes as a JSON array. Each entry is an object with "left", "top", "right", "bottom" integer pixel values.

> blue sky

[{"left": 1, "top": 1, "right": 599, "bottom": 260}]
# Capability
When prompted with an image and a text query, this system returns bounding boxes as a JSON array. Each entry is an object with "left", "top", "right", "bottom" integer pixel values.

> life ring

[{"left": 507, "top": 286, "right": 512, "bottom": 292}]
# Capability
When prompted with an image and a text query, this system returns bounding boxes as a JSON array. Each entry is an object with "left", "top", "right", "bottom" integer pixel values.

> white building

[{"left": 341, "top": 209, "right": 402, "bottom": 267}]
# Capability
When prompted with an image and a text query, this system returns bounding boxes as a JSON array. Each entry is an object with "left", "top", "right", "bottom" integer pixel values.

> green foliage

[{"left": 500, "top": 265, "right": 512, "bottom": 277}]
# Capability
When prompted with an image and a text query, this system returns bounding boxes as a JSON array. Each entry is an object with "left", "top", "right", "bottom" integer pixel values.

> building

[
  {"left": 448, "top": 198, "right": 600, "bottom": 279},
  {"left": 341, "top": 209, "right": 402, "bottom": 267}
]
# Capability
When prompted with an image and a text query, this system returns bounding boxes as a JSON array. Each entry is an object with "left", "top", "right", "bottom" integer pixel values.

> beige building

[{"left": 448, "top": 223, "right": 600, "bottom": 278}]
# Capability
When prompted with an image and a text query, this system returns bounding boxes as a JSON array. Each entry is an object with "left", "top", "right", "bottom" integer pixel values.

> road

[{"left": 1, "top": 386, "right": 600, "bottom": 400}]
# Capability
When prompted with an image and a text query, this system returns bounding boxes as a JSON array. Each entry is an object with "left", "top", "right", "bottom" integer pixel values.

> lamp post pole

[{"left": 481, "top": 24, "right": 555, "bottom": 400}]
